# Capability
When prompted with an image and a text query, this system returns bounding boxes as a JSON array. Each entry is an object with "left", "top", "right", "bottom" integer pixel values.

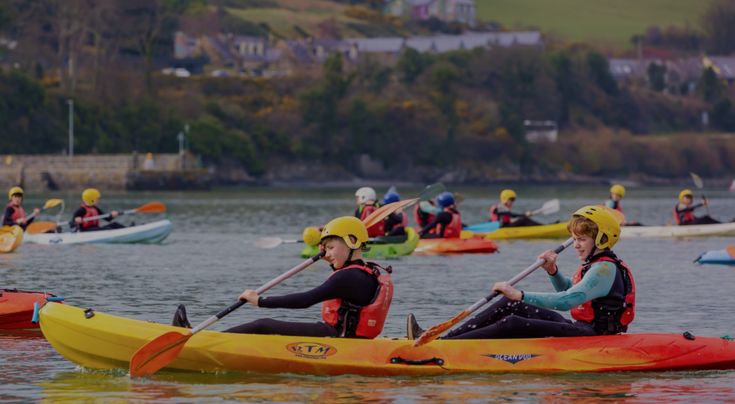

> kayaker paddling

[
  {"left": 418, "top": 192, "right": 463, "bottom": 239},
  {"left": 673, "top": 189, "right": 720, "bottom": 225},
  {"left": 380, "top": 191, "right": 407, "bottom": 237},
  {"left": 408, "top": 205, "right": 635, "bottom": 340},
  {"left": 71, "top": 188, "right": 124, "bottom": 232},
  {"left": 354, "top": 187, "right": 385, "bottom": 237},
  {"left": 2, "top": 186, "right": 39, "bottom": 230},
  {"left": 489, "top": 189, "right": 542, "bottom": 228},
  {"left": 175, "top": 216, "right": 394, "bottom": 338},
  {"left": 605, "top": 184, "right": 641, "bottom": 226}
]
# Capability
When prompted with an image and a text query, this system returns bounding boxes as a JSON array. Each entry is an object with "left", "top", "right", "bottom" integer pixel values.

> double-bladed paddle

[
  {"left": 255, "top": 183, "right": 446, "bottom": 249},
  {"left": 413, "top": 237, "right": 575, "bottom": 346},
  {"left": 129, "top": 198, "right": 416, "bottom": 377},
  {"left": 25, "top": 201, "right": 166, "bottom": 234},
  {"left": 19, "top": 199, "right": 64, "bottom": 225},
  {"left": 690, "top": 172, "right": 710, "bottom": 216}
]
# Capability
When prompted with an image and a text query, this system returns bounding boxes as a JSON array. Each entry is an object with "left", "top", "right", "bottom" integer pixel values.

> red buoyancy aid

[
  {"left": 321, "top": 262, "right": 393, "bottom": 338},
  {"left": 358, "top": 204, "right": 385, "bottom": 237},
  {"left": 80, "top": 205, "right": 101, "bottom": 230},
  {"left": 489, "top": 204, "right": 511, "bottom": 225},
  {"left": 429, "top": 209, "right": 462, "bottom": 238},
  {"left": 5, "top": 202, "right": 26, "bottom": 223},
  {"left": 672, "top": 204, "right": 694, "bottom": 225},
  {"left": 570, "top": 252, "right": 635, "bottom": 334},
  {"left": 413, "top": 203, "right": 435, "bottom": 228},
  {"left": 400, "top": 211, "right": 409, "bottom": 227}
]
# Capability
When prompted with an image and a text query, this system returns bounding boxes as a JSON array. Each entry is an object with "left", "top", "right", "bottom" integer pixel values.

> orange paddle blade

[
  {"left": 414, "top": 309, "right": 471, "bottom": 347},
  {"left": 130, "top": 330, "right": 191, "bottom": 377},
  {"left": 134, "top": 202, "right": 167, "bottom": 214},
  {"left": 363, "top": 198, "right": 418, "bottom": 228},
  {"left": 26, "top": 221, "right": 58, "bottom": 235},
  {"left": 727, "top": 245, "right": 735, "bottom": 259}
]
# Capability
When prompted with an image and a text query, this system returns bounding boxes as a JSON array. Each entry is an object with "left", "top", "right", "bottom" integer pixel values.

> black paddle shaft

[
  {"left": 214, "top": 252, "right": 325, "bottom": 320},
  {"left": 473, "top": 238, "right": 574, "bottom": 310}
]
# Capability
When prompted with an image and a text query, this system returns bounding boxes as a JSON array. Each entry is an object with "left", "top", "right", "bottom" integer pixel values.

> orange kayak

[
  {"left": 0, "top": 289, "right": 61, "bottom": 329},
  {"left": 416, "top": 237, "right": 498, "bottom": 254}
]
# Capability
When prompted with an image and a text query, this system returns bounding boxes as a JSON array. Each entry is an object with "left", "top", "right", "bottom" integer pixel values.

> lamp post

[{"left": 67, "top": 99, "right": 74, "bottom": 159}]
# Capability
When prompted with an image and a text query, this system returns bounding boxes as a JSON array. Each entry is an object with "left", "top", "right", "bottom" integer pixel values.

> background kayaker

[
  {"left": 408, "top": 205, "right": 635, "bottom": 340},
  {"left": 673, "top": 189, "right": 719, "bottom": 225},
  {"left": 174, "top": 216, "right": 393, "bottom": 338},
  {"left": 413, "top": 198, "right": 440, "bottom": 229},
  {"left": 2, "top": 186, "right": 39, "bottom": 230},
  {"left": 606, "top": 184, "right": 641, "bottom": 226},
  {"left": 381, "top": 191, "right": 407, "bottom": 237},
  {"left": 606, "top": 184, "right": 625, "bottom": 212},
  {"left": 71, "top": 188, "right": 123, "bottom": 232},
  {"left": 418, "top": 192, "right": 463, "bottom": 239},
  {"left": 490, "top": 189, "right": 542, "bottom": 228},
  {"left": 354, "top": 187, "right": 384, "bottom": 237}
]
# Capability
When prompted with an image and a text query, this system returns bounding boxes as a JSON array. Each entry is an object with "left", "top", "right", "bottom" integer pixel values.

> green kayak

[{"left": 300, "top": 227, "right": 419, "bottom": 259}]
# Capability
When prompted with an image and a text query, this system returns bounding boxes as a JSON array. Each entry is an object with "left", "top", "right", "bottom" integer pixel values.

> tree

[
  {"left": 647, "top": 62, "right": 666, "bottom": 92},
  {"left": 397, "top": 48, "right": 432, "bottom": 85},
  {"left": 699, "top": 66, "right": 722, "bottom": 102},
  {"left": 702, "top": 0, "right": 735, "bottom": 54}
]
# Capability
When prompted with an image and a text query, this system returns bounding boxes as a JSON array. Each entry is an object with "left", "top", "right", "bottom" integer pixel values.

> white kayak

[
  {"left": 621, "top": 221, "right": 735, "bottom": 238},
  {"left": 23, "top": 220, "right": 172, "bottom": 245}
]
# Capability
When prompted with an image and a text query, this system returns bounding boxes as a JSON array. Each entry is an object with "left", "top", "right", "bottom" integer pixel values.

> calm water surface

[{"left": 2, "top": 185, "right": 735, "bottom": 402}]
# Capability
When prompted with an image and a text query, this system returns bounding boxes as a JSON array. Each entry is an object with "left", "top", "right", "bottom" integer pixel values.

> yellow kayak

[
  {"left": 481, "top": 222, "right": 570, "bottom": 240},
  {"left": 0, "top": 225, "right": 23, "bottom": 253},
  {"left": 39, "top": 303, "right": 735, "bottom": 376}
]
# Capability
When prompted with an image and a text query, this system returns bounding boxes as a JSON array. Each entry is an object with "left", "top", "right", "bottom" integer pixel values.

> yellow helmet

[
  {"left": 679, "top": 189, "right": 693, "bottom": 202},
  {"left": 302, "top": 226, "right": 322, "bottom": 246},
  {"left": 82, "top": 188, "right": 101, "bottom": 205},
  {"left": 8, "top": 186, "right": 23, "bottom": 200},
  {"left": 572, "top": 205, "right": 620, "bottom": 249},
  {"left": 500, "top": 189, "right": 517, "bottom": 203},
  {"left": 609, "top": 184, "right": 626, "bottom": 198},
  {"left": 320, "top": 216, "right": 368, "bottom": 249}
]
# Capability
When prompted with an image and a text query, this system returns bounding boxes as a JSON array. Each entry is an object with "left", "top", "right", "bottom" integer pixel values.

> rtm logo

[
  {"left": 483, "top": 353, "right": 539, "bottom": 365},
  {"left": 286, "top": 342, "right": 338, "bottom": 359}
]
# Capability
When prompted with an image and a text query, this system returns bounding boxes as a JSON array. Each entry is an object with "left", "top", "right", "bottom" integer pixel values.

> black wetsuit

[
  {"left": 419, "top": 210, "right": 461, "bottom": 238},
  {"left": 674, "top": 203, "right": 720, "bottom": 225},
  {"left": 383, "top": 212, "right": 406, "bottom": 237},
  {"left": 225, "top": 261, "right": 379, "bottom": 336},
  {"left": 443, "top": 297, "right": 596, "bottom": 339},
  {"left": 2, "top": 206, "right": 34, "bottom": 230},
  {"left": 71, "top": 207, "right": 125, "bottom": 231}
]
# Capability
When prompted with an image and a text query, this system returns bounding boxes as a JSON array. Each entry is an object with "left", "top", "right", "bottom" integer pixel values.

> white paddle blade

[
  {"left": 255, "top": 237, "right": 283, "bottom": 249},
  {"left": 690, "top": 172, "right": 704, "bottom": 189},
  {"left": 533, "top": 199, "right": 560, "bottom": 216}
]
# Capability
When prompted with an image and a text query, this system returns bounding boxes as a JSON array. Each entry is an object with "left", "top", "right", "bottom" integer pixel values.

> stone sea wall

[{"left": 0, "top": 153, "right": 210, "bottom": 191}]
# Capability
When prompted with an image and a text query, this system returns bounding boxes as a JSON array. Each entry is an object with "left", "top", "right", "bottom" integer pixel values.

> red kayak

[
  {"left": 416, "top": 237, "right": 499, "bottom": 254},
  {"left": 0, "top": 289, "right": 62, "bottom": 329}
]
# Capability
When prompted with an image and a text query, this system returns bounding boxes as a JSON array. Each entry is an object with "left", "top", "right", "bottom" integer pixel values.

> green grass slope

[{"left": 477, "top": 0, "right": 711, "bottom": 46}]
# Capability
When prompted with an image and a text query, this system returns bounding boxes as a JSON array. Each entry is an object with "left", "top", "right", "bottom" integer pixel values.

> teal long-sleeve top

[{"left": 522, "top": 261, "right": 617, "bottom": 311}]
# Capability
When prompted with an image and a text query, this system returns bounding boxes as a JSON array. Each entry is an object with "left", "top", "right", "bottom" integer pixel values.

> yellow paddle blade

[
  {"left": 26, "top": 221, "right": 58, "bottom": 235},
  {"left": 134, "top": 202, "right": 167, "bottom": 214},
  {"left": 362, "top": 198, "right": 418, "bottom": 228},
  {"left": 130, "top": 330, "right": 191, "bottom": 377},
  {"left": 43, "top": 199, "right": 64, "bottom": 209}
]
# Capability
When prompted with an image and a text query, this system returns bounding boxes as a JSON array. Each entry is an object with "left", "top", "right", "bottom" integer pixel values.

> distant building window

[{"left": 524, "top": 120, "right": 558, "bottom": 143}]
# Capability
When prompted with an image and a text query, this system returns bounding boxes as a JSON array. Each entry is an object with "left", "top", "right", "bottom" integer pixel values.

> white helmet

[{"left": 355, "top": 187, "right": 376, "bottom": 204}]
